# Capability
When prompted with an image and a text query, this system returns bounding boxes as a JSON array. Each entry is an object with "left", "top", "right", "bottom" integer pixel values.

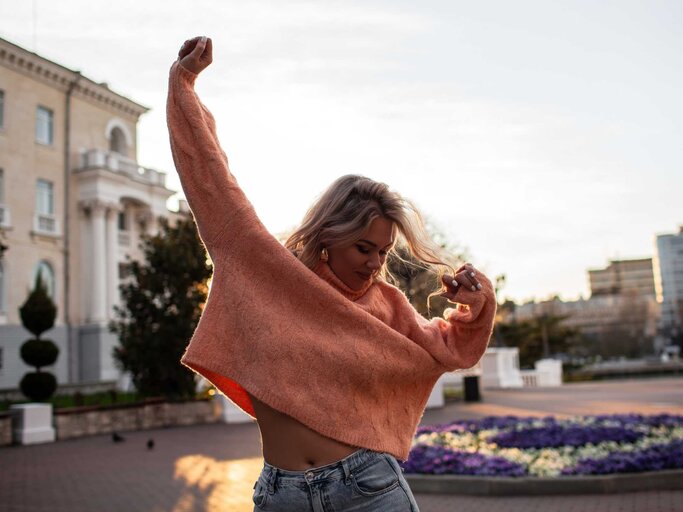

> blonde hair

[{"left": 285, "top": 175, "right": 455, "bottom": 288}]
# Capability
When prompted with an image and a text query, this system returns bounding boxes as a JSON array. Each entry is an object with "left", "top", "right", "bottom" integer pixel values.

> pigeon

[
  {"left": 112, "top": 432, "right": 126, "bottom": 443},
  {"left": 147, "top": 439, "right": 155, "bottom": 450}
]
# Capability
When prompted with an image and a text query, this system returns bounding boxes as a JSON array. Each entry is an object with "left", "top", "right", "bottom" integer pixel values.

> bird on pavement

[{"left": 112, "top": 432, "right": 125, "bottom": 443}]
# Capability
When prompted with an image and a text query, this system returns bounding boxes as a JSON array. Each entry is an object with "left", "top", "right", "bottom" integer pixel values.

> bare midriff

[{"left": 247, "top": 392, "right": 359, "bottom": 471}]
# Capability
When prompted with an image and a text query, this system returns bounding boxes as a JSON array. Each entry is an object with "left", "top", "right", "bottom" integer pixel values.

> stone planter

[
  {"left": 10, "top": 403, "right": 56, "bottom": 445},
  {"left": 481, "top": 348, "right": 523, "bottom": 388}
]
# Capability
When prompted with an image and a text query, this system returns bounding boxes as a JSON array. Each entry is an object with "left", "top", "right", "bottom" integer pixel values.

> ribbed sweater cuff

[{"left": 172, "top": 60, "right": 199, "bottom": 85}]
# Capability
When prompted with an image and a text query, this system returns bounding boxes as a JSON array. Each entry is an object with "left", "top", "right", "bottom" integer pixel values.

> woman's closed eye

[{"left": 356, "top": 245, "right": 370, "bottom": 254}]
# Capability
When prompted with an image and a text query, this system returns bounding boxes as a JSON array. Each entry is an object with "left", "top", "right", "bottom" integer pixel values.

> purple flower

[
  {"left": 402, "top": 444, "right": 526, "bottom": 477},
  {"left": 490, "top": 425, "right": 643, "bottom": 449},
  {"left": 562, "top": 439, "right": 683, "bottom": 475},
  {"left": 412, "top": 414, "right": 683, "bottom": 477}
]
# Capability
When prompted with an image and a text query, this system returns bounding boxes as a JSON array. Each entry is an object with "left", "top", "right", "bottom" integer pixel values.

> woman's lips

[{"left": 356, "top": 271, "right": 372, "bottom": 280}]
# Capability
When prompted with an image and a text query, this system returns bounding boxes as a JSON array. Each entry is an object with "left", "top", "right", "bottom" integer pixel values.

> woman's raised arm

[{"left": 167, "top": 37, "right": 256, "bottom": 254}]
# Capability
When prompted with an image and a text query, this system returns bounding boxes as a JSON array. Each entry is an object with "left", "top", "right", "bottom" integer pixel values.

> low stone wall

[
  {"left": 54, "top": 398, "right": 220, "bottom": 441},
  {"left": 0, "top": 411, "right": 11, "bottom": 446}
]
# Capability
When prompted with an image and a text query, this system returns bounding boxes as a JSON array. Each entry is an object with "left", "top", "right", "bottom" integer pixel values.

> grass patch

[{"left": 0, "top": 390, "right": 142, "bottom": 412}]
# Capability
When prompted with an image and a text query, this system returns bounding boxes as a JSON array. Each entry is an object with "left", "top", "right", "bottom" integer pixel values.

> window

[
  {"left": 109, "top": 126, "right": 127, "bottom": 156},
  {"left": 36, "top": 179, "right": 54, "bottom": 215},
  {"left": 118, "top": 211, "right": 127, "bottom": 230},
  {"left": 0, "top": 261, "right": 4, "bottom": 313},
  {"left": 35, "top": 179, "right": 57, "bottom": 234},
  {"left": 0, "top": 169, "right": 6, "bottom": 227},
  {"left": 36, "top": 106, "right": 53, "bottom": 145},
  {"left": 33, "top": 261, "right": 55, "bottom": 300},
  {"left": 0, "top": 89, "right": 4, "bottom": 129}
]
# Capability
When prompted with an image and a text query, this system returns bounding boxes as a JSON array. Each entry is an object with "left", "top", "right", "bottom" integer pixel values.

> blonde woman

[{"left": 168, "top": 36, "right": 496, "bottom": 512}]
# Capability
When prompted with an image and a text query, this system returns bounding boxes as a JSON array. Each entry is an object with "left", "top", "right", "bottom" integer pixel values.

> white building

[
  {"left": 0, "top": 36, "right": 185, "bottom": 390},
  {"left": 654, "top": 227, "right": 683, "bottom": 338},
  {"left": 588, "top": 258, "right": 656, "bottom": 297}
]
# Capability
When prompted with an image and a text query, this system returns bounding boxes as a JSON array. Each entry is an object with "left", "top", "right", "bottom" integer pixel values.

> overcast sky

[{"left": 1, "top": 0, "right": 681, "bottom": 303}]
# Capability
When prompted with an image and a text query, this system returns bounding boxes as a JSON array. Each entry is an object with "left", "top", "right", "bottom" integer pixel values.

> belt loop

[
  {"left": 341, "top": 457, "right": 352, "bottom": 485},
  {"left": 267, "top": 467, "right": 277, "bottom": 494}
]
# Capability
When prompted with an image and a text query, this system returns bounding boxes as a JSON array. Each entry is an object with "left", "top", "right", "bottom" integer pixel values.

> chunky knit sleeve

[
  {"left": 166, "top": 61, "right": 256, "bottom": 253},
  {"left": 438, "top": 272, "right": 496, "bottom": 370},
  {"left": 378, "top": 273, "right": 496, "bottom": 372}
]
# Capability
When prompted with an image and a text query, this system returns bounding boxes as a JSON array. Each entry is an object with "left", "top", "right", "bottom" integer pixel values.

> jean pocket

[
  {"left": 252, "top": 477, "right": 268, "bottom": 509},
  {"left": 350, "top": 455, "right": 401, "bottom": 497}
]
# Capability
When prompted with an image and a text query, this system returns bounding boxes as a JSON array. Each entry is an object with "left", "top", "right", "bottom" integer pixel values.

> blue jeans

[{"left": 252, "top": 448, "right": 420, "bottom": 511}]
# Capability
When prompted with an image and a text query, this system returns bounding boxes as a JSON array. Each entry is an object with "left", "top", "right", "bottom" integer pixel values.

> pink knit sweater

[{"left": 167, "top": 61, "right": 496, "bottom": 460}]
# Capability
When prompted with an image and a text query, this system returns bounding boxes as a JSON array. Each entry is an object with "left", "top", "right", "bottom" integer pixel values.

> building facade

[
  {"left": 654, "top": 227, "right": 683, "bottom": 339},
  {"left": 588, "top": 258, "right": 656, "bottom": 297},
  {"left": 511, "top": 257, "right": 659, "bottom": 358},
  {"left": 0, "top": 37, "right": 184, "bottom": 389}
]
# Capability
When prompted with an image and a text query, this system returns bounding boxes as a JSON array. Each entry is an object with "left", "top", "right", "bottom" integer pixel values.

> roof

[{"left": 0, "top": 36, "right": 150, "bottom": 117}]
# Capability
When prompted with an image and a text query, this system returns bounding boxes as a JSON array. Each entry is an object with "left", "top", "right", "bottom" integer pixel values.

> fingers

[
  {"left": 177, "top": 36, "right": 213, "bottom": 74},
  {"left": 437, "top": 274, "right": 455, "bottom": 301},
  {"left": 441, "top": 274, "right": 458, "bottom": 293},
  {"left": 178, "top": 36, "right": 211, "bottom": 60},
  {"left": 441, "top": 263, "right": 483, "bottom": 298},
  {"left": 178, "top": 37, "right": 199, "bottom": 59},
  {"left": 190, "top": 36, "right": 207, "bottom": 59},
  {"left": 457, "top": 263, "right": 481, "bottom": 291}
]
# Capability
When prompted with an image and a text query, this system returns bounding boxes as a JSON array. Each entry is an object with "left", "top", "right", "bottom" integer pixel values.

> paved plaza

[{"left": 2, "top": 377, "right": 682, "bottom": 512}]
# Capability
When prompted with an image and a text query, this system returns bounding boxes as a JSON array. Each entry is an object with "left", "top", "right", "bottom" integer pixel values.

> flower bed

[{"left": 401, "top": 414, "right": 683, "bottom": 477}]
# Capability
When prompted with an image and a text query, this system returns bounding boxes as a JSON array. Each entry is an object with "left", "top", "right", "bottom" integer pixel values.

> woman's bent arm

[{"left": 394, "top": 272, "right": 496, "bottom": 371}]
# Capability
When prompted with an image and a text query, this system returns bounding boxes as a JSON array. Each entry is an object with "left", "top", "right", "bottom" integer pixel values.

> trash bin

[{"left": 463, "top": 375, "right": 481, "bottom": 402}]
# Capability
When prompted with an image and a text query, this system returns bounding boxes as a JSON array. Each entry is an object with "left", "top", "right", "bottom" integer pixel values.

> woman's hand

[
  {"left": 178, "top": 36, "right": 213, "bottom": 75},
  {"left": 440, "top": 263, "right": 483, "bottom": 301}
]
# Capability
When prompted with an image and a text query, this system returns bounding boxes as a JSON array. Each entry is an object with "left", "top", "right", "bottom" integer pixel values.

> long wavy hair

[{"left": 285, "top": 175, "right": 455, "bottom": 289}]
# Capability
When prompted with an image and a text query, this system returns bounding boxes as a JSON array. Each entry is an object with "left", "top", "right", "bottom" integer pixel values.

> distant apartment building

[
  {"left": 512, "top": 257, "right": 659, "bottom": 356},
  {"left": 654, "top": 227, "right": 683, "bottom": 337},
  {"left": 0, "top": 37, "right": 185, "bottom": 389},
  {"left": 588, "top": 258, "right": 656, "bottom": 297},
  {"left": 512, "top": 294, "right": 658, "bottom": 343}
]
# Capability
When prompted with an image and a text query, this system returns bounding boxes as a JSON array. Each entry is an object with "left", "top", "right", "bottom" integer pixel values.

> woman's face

[{"left": 327, "top": 217, "right": 395, "bottom": 291}]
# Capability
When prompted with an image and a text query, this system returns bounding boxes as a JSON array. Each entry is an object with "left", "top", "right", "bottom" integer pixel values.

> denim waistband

[{"left": 260, "top": 448, "right": 382, "bottom": 490}]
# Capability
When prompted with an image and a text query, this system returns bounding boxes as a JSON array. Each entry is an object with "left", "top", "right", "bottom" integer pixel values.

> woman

[{"left": 168, "top": 36, "right": 496, "bottom": 511}]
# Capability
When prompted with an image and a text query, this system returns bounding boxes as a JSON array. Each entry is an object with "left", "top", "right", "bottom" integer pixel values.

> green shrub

[
  {"left": 20, "top": 372, "right": 57, "bottom": 402},
  {"left": 18, "top": 271, "right": 59, "bottom": 401},
  {"left": 20, "top": 339, "right": 59, "bottom": 369},
  {"left": 19, "top": 273, "right": 57, "bottom": 338}
]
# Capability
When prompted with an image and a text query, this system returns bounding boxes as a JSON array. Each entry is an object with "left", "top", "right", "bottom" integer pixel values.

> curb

[{"left": 405, "top": 469, "right": 683, "bottom": 495}]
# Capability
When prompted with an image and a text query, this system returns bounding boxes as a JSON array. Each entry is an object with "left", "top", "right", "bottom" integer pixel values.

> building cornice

[{"left": 0, "top": 36, "right": 149, "bottom": 118}]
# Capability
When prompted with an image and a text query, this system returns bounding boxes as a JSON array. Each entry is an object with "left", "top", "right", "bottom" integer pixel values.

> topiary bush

[
  {"left": 18, "top": 271, "right": 59, "bottom": 402},
  {"left": 19, "top": 372, "right": 57, "bottom": 402},
  {"left": 19, "top": 273, "right": 57, "bottom": 338},
  {"left": 20, "top": 339, "right": 59, "bottom": 369}
]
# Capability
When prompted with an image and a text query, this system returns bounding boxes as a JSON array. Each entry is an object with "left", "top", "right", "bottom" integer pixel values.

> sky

[{"left": 1, "top": 0, "right": 681, "bottom": 303}]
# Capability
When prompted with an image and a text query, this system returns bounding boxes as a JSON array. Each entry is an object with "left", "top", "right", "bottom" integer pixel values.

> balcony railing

[
  {"left": 78, "top": 149, "right": 166, "bottom": 187},
  {"left": 33, "top": 213, "right": 60, "bottom": 237},
  {"left": 0, "top": 203, "right": 10, "bottom": 228},
  {"left": 118, "top": 231, "right": 131, "bottom": 246}
]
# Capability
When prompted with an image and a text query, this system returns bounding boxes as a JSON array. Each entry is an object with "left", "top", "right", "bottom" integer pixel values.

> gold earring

[{"left": 320, "top": 247, "right": 329, "bottom": 262}]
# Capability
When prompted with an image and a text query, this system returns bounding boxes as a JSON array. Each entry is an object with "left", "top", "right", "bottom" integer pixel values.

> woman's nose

[{"left": 366, "top": 254, "right": 381, "bottom": 269}]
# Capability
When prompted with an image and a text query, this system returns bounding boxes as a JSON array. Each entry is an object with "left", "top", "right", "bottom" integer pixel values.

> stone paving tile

[{"left": 2, "top": 378, "right": 682, "bottom": 511}]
